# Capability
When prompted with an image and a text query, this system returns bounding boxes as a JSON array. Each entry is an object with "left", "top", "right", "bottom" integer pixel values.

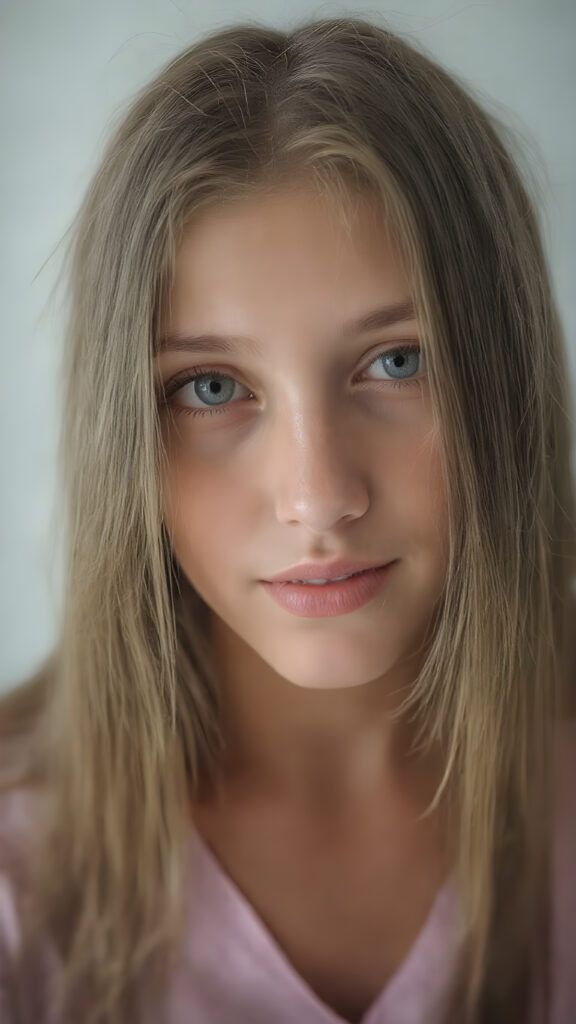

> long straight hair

[{"left": 1, "top": 16, "right": 575, "bottom": 1023}]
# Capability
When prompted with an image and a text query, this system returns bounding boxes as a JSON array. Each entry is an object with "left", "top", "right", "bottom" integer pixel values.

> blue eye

[
  {"left": 189, "top": 373, "right": 243, "bottom": 407},
  {"left": 159, "top": 342, "right": 426, "bottom": 420},
  {"left": 165, "top": 370, "right": 252, "bottom": 416},
  {"left": 366, "top": 344, "right": 425, "bottom": 383}
]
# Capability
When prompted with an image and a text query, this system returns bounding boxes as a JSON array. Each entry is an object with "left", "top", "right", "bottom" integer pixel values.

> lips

[
  {"left": 264, "top": 559, "right": 390, "bottom": 583},
  {"left": 287, "top": 571, "right": 360, "bottom": 585},
  {"left": 261, "top": 562, "right": 395, "bottom": 617}
]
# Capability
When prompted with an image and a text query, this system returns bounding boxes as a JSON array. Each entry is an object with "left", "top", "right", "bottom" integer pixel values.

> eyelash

[{"left": 159, "top": 343, "right": 425, "bottom": 420}]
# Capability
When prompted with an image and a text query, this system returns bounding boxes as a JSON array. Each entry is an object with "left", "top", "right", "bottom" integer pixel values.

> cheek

[
  {"left": 387, "top": 425, "right": 450, "bottom": 577},
  {"left": 417, "top": 440, "right": 450, "bottom": 572},
  {"left": 161, "top": 437, "right": 251, "bottom": 573},
  {"left": 383, "top": 414, "right": 448, "bottom": 514}
]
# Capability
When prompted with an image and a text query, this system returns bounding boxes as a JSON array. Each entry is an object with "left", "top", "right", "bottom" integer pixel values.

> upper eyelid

[
  {"left": 359, "top": 340, "right": 423, "bottom": 375},
  {"left": 158, "top": 339, "right": 423, "bottom": 390}
]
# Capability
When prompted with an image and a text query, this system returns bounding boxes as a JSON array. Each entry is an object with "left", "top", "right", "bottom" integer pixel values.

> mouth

[
  {"left": 261, "top": 562, "right": 395, "bottom": 618},
  {"left": 278, "top": 567, "right": 379, "bottom": 585},
  {"left": 263, "top": 558, "right": 392, "bottom": 584}
]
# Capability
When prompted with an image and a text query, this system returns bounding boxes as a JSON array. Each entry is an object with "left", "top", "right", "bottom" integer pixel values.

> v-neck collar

[{"left": 187, "top": 823, "right": 463, "bottom": 1024}]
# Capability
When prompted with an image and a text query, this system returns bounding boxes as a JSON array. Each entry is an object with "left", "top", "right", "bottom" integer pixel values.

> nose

[{"left": 270, "top": 400, "right": 370, "bottom": 533}]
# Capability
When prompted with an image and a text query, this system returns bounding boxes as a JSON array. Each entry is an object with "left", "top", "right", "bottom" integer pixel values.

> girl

[{"left": 0, "top": 15, "right": 574, "bottom": 1024}]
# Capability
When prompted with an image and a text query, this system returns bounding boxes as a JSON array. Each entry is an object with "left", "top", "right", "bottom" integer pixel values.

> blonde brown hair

[{"left": 1, "top": 15, "right": 575, "bottom": 1023}]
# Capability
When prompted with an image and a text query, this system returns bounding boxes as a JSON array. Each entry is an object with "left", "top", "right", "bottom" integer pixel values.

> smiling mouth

[
  {"left": 283, "top": 568, "right": 376, "bottom": 585},
  {"left": 264, "top": 559, "right": 392, "bottom": 585},
  {"left": 261, "top": 563, "right": 395, "bottom": 618}
]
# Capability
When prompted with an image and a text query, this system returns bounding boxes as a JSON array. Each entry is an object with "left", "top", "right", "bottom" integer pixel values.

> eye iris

[
  {"left": 183, "top": 350, "right": 420, "bottom": 409},
  {"left": 383, "top": 350, "right": 419, "bottom": 379},
  {"left": 195, "top": 375, "right": 235, "bottom": 405}
]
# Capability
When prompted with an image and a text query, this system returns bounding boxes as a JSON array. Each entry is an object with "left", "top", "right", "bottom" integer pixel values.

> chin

[{"left": 261, "top": 639, "right": 402, "bottom": 692}]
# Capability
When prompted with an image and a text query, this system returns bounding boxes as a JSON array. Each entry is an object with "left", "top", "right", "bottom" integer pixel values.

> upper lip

[{"left": 263, "top": 559, "right": 392, "bottom": 583}]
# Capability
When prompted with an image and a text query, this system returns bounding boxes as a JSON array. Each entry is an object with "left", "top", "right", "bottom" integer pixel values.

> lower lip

[{"left": 261, "top": 564, "right": 395, "bottom": 618}]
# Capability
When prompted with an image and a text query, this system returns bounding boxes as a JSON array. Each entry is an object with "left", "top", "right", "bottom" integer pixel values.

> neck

[{"left": 202, "top": 613, "right": 442, "bottom": 817}]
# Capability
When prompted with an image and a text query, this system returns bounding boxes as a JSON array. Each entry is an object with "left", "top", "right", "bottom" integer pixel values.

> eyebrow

[{"left": 158, "top": 298, "right": 417, "bottom": 355}]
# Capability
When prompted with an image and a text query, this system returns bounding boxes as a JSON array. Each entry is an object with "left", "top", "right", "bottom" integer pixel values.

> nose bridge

[{"left": 270, "top": 390, "right": 370, "bottom": 531}]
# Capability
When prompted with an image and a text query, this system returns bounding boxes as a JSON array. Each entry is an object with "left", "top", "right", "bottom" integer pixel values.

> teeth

[{"left": 290, "top": 574, "right": 353, "bottom": 585}]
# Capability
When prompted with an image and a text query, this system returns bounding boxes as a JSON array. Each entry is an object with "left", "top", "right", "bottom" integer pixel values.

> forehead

[{"left": 168, "top": 186, "right": 412, "bottom": 334}]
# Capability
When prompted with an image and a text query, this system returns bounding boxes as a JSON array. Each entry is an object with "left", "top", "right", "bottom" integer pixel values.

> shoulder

[
  {"left": 550, "top": 717, "right": 576, "bottom": 1021},
  {"left": 0, "top": 724, "right": 45, "bottom": 862},
  {"left": 0, "top": 783, "right": 41, "bottom": 954},
  {"left": 0, "top": 773, "right": 57, "bottom": 1023},
  {"left": 552, "top": 717, "right": 576, "bottom": 883},
  {"left": 0, "top": 784, "right": 34, "bottom": 1024},
  {"left": 554, "top": 716, "right": 576, "bottom": 834},
  {"left": 0, "top": 726, "right": 47, "bottom": 955},
  {"left": 553, "top": 713, "right": 576, "bottom": 843}
]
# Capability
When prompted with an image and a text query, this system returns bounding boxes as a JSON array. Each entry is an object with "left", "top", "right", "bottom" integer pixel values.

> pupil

[{"left": 209, "top": 381, "right": 222, "bottom": 394}]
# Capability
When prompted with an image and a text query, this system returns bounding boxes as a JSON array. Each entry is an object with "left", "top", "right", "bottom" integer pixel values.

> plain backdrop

[{"left": 1, "top": 0, "right": 575, "bottom": 692}]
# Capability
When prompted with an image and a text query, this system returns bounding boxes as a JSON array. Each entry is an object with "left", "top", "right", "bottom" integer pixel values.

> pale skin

[{"left": 157, "top": 184, "right": 453, "bottom": 1022}]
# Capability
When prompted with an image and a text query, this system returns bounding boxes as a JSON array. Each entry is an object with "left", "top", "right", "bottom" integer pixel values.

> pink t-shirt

[{"left": 0, "top": 724, "right": 574, "bottom": 1023}]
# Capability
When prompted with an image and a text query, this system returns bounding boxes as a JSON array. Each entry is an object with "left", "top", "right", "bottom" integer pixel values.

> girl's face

[{"left": 157, "top": 185, "right": 449, "bottom": 691}]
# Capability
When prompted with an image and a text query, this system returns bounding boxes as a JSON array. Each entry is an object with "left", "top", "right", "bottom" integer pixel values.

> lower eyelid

[{"left": 163, "top": 344, "right": 425, "bottom": 408}]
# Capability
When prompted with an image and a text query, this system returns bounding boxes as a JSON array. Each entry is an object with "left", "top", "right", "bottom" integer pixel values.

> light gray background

[{"left": 1, "top": 0, "right": 574, "bottom": 692}]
